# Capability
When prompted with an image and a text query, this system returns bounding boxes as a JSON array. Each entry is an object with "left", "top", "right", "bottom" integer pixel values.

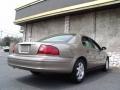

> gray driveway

[{"left": 0, "top": 50, "right": 120, "bottom": 90}]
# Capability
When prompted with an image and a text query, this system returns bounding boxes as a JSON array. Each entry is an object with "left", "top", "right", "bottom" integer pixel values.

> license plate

[{"left": 19, "top": 45, "right": 30, "bottom": 53}]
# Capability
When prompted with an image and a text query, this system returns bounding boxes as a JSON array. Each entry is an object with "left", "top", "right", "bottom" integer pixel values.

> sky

[{"left": 0, "top": 0, "right": 34, "bottom": 38}]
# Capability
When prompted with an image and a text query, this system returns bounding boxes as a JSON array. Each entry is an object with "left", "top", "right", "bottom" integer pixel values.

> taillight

[
  {"left": 37, "top": 44, "right": 59, "bottom": 55},
  {"left": 12, "top": 47, "right": 15, "bottom": 53},
  {"left": 12, "top": 45, "right": 16, "bottom": 53}
]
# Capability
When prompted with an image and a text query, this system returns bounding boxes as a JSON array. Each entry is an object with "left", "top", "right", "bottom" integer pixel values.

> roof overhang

[
  {"left": 14, "top": 0, "right": 120, "bottom": 24},
  {"left": 16, "top": 0, "right": 45, "bottom": 11}
]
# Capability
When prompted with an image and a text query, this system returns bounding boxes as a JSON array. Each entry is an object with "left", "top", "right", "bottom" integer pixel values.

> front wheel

[
  {"left": 103, "top": 57, "right": 109, "bottom": 71},
  {"left": 71, "top": 60, "right": 86, "bottom": 83},
  {"left": 30, "top": 71, "right": 40, "bottom": 76}
]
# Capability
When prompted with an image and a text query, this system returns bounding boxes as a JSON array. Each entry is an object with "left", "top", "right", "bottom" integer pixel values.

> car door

[
  {"left": 90, "top": 39, "right": 106, "bottom": 66},
  {"left": 81, "top": 36, "right": 99, "bottom": 69}
]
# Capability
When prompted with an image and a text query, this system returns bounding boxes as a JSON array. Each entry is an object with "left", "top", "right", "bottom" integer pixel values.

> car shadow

[{"left": 16, "top": 69, "right": 113, "bottom": 90}]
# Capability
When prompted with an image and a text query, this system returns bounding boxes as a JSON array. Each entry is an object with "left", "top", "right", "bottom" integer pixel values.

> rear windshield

[{"left": 38, "top": 34, "right": 75, "bottom": 43}]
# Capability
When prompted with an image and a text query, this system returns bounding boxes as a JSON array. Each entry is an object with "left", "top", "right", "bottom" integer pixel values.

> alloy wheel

[{"left": 76, "top": 62, "right": 85, "bottom": 80}]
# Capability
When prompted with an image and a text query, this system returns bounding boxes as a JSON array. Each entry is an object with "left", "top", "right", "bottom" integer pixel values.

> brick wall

[{"left": 108, "top": 52, "right": 120, "bottom": 67}]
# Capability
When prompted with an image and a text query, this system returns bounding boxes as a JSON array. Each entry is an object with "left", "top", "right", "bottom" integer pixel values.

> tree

[
  {"left": 4, "top": 37, "right": 11, "bottom": 46},
  {"left": 0, "top": 36, "right": 22, "bottom": 46}
]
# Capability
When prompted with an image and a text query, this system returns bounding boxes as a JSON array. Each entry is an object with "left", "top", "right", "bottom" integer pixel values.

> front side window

[
  {"left": 91, "top": 39, "right": 101, "bottom": 51},
  {"left": 82, "top": 36, "right": 101, "bottom": 50},
  {"left": 82, "top": 36, "right": 95, "bottom": 49}
]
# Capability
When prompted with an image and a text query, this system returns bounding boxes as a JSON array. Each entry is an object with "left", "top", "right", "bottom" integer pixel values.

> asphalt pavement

[{"left": 0, "top": 50, "right": 120, "bottom": 90}]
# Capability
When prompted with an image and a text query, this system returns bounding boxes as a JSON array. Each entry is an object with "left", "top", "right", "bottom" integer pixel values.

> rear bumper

[{"left": 8, "top": 54, "right": 73, "bottom": 73}]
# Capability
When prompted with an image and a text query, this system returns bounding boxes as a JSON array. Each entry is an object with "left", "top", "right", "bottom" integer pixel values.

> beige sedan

[{"left": 8, "top": 34, "right": 109, "bottom": 83}]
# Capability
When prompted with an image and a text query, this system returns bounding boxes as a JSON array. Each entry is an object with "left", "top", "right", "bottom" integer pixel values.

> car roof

[
  {"left": 49, "top": 33, "right": 85, "bottom": 37},
  {"left": 48, "top": 33, "right": 92, "bottom": 39}
]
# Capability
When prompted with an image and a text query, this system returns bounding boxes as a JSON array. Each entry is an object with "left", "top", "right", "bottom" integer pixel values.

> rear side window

[{"left": 38, "top": 35, "right": 74, "bottom": 43}]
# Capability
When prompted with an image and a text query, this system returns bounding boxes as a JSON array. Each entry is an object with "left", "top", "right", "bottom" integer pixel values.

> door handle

[
  {"left": 97, "top": 51, "right": 100, "bottom": 54},
  {"left": 87, "top": 50, "right": 89, "bottom": 53}
]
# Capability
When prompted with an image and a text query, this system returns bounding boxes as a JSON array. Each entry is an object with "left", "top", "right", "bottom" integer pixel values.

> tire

[
  {"left": 103, "top": 57, "right": 109, "bottom": 71},
  {"left": 30, "top": 71, "right": 40, "bottom": 76},
  {"left": 71, "top": 59, "right": 86, "bottom": 83}
]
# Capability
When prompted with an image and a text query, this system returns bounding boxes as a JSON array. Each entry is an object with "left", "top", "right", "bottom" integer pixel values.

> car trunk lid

[
  {"left": 17, "top": 42, "right": 41, "bottom": 55},
  {"left": 16, "top": 42, "right": 59, "bottom": 55}
]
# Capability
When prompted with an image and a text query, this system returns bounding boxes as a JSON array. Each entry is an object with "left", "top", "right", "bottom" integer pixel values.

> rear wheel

[{"left": 71, "top": 59, "right": 86, "bottom": 83}]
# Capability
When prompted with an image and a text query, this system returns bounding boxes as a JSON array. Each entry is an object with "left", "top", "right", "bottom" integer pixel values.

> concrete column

[{"left": 64, "top": 16, "right": 70, "bottom": 33}]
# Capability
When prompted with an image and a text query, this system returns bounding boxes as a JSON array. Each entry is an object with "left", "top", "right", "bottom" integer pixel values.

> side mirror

[{"left": 101, "top": 47, "right": 107, "bottom": 50}]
